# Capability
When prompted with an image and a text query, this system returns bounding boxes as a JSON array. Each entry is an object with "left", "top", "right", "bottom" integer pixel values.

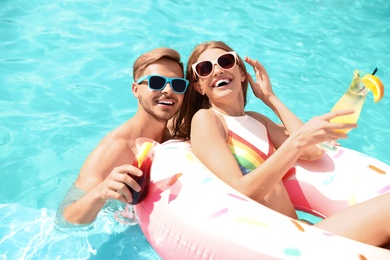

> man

[{"left": 56, "top": 47, "right": 188, "bottom": 225}]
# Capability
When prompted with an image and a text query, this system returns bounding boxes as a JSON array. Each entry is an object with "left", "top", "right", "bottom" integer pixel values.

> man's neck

[{"left": 129, "top": 112, "right": 167, "bottom": 143}]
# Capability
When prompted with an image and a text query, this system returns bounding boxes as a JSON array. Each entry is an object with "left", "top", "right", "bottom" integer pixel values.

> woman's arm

[
  {"left": 191, "top": 109, "right": 301, "bottom": 202},
  {"left": 191, "top": 108, "right": 357, "bottom": 203},
  {"left": 244, "top": 57, "right": 324, "bottom": 160}
]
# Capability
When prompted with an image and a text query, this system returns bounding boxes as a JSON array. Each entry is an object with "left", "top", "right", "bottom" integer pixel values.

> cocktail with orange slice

[
  {"left": 321, "top": 68, "right": 384, "bottom": 151},
  {"left": 330, "top": 69, "right": 384, "bottom": 133},
  {"left": 130, "top": 139, "right": 155, "bottom": 204},
  {"left": 114, "top": 138, "right": 158, "bottom": 225}
]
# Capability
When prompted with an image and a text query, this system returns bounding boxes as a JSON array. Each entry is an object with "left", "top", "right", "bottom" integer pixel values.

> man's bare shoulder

[
  {"left": 100, "top": 129, "right": 128, "bottom": 146},
  {"left": 76, "top": 127, "right": 133, "bottom": 188},
  {"left": 95, "top": 128, "right": 133, "bottom": 161}
]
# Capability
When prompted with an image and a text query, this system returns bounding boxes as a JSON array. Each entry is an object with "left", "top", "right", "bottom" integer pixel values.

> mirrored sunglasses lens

[
  {"left": 149, "top": 76, "right": 166, "bottom": 90},
  {"left": 218, "top": 53, "right": 235, "bottom": 69},
  {"left": 172, "top": 79, "right": 187, "bottom": 93},
  {"left": 196, "top": 61, "right": 213, "bottom": 77}
]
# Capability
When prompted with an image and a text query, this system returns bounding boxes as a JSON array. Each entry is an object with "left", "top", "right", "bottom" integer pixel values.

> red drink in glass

[
  {"left": 114, "top": 137, "right": 157, "bottom": 225},
  {"left": 129, "top": 156, "right": 152, "bottom": 204}
]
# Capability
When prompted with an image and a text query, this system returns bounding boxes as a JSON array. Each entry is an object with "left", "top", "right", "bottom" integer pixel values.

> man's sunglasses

[
  {"left": 192, "top": 51, "right": 237, "bottom": 78},
  {"left": 136, "top": 75, "right": 189, "bottom": 94}
]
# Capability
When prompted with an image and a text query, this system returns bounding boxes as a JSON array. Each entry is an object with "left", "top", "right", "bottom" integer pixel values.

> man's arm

[{"left": 58, "top": 138, "right": 140, "bottom": 225}]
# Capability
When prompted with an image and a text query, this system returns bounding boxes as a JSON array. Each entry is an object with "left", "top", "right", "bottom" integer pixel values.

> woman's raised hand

[{"left": 245, "top": 56, "right": 274, "bottom": 101}]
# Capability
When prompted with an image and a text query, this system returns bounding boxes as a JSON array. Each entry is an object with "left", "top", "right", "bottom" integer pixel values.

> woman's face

[{"left": 193, "top": 48, "right": 245, "bottom": 99}]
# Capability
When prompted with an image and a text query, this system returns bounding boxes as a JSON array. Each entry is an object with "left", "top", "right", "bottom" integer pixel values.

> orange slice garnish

[
  {"left": 361, "top": 74, "right": 384, "bottom": 102},
  {"left": 137, "top": 141, "right": 153, "bottom": 167}
]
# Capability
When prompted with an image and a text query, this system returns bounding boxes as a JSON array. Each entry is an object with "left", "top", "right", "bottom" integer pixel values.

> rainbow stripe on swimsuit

[{"left": 227, "top": 130, "right": 274, "bottom": 175}]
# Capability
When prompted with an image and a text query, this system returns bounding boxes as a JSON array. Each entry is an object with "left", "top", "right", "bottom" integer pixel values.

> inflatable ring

[{"left": 136, "top": 140, "right": 390, "bottom": 259}]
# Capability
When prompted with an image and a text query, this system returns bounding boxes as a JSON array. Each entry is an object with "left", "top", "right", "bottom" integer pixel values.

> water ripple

[{"left": 0, "top": 128, "right": 11, "bottom": 146}]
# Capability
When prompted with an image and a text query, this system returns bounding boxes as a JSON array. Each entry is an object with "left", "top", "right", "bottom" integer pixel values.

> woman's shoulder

[
  {"left": 193, "top": 108, "right": 227, "bottom": 133},
  {"left": 246, "top": 111, "right": 269, "bottom": 123},
  {"left": 193, "top": 108, "right": 218, "bottom": 121}
]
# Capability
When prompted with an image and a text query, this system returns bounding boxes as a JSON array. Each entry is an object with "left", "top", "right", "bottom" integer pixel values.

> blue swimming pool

[{"left": 1, "top": 0, "right": 389, "bottom": 259}]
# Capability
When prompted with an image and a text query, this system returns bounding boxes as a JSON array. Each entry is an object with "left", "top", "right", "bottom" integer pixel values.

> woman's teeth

[{"left": 214, "top": 78, "right": 231, "bottom": 87}]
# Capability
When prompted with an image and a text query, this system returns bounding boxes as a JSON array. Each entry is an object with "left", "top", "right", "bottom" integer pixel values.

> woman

[{"left": 173, "top": 41, "right": 390, "bottom": 248}]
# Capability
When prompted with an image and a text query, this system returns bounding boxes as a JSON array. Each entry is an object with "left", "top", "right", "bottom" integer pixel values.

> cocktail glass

[
  {"left": 114, "top": 137, "right": 158, "bottom": 225},
  {"left": 321, "top": 68, "right": 382, "bottom": 151}
]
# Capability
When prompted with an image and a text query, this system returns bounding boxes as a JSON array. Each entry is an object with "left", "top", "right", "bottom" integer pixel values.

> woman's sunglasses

[
  {"left": 136, "top": 75, "right": 189, "bottom": 94},
  {"left": 192, "top": 51, "right": 237, "bottom": 78}
]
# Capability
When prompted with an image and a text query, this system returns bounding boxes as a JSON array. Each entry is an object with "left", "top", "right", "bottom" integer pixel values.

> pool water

[{"left": 1, "top": 0, "right": 389, "bottom": 259}]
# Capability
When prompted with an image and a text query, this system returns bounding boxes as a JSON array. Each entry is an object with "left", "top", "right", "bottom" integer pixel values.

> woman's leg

[{"left": 314, "top": 192, "right": 390, "bottom": 248}]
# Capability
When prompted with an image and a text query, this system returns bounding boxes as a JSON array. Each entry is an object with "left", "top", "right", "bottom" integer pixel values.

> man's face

[{"left": 133, "top": 58, "right": 185, "bottom": 122}]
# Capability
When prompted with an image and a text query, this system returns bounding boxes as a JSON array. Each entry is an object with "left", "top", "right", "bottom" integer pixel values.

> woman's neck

[{"left": 211, "top": 104, "right": 245, "bottom": 117}]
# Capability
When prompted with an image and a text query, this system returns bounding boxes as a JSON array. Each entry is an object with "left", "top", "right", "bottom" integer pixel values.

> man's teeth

[
  {"left": 214, "top": 79, "right": 231, "bottom": 87},
  {"left": 157, "top": 100, "right": 174, "bottom": 105}
]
